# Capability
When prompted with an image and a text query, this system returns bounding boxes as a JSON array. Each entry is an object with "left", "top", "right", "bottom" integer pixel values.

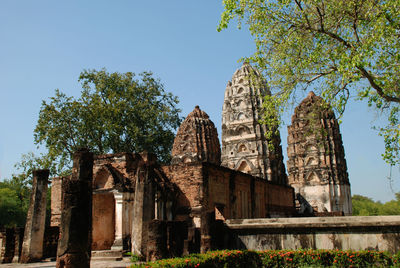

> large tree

[
  {"left": 34, "top": 69, "right": 182, "bottom": 173},
  {"left": 218, "top": 0, "right": 400, "bottom": 165}
]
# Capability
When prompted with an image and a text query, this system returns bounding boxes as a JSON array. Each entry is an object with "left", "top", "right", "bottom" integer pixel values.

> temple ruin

[{"left": 5, "top": 64, "right": 398, "bottom": 265}]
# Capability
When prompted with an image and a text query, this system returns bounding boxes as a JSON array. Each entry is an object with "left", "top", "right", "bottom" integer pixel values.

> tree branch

[
  {"left": 305, "top": 67, "right": 337, "bottom": 84},
  {"left": 294, "top": 0, "right": 312, "bottom": 29},
  {"left": 357, "top": 66, "right": 400, "bottom": 103},
  {"left": 352, "top": 2, "right": 361, "bottom": 44}
]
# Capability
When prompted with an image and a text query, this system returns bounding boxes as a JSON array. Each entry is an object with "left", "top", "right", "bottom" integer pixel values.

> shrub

[{"left": 132, "top": 249, "right": 400, "bottom": 267}]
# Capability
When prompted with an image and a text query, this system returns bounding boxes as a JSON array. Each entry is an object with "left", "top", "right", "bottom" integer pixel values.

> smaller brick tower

[
  {"left": 171, "top": 106, "right": 221, "bottom": 165},
  {"left": 287, "top": 91, "right": 352, "bottom": 215}
]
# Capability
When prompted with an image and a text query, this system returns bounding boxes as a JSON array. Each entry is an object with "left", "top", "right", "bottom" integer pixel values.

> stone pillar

[
  {"left": 1, "top": 228, "right": 16, "bottom": 263},
  {"left": 146, "top": 220, "right": 167, "bottom": 261},
  {"left": 12, "top": 228, "right": 24, "bottom": 263},
  {"left": 50, "top": 177, "right": 63, "bottom": 227},
  {"left": 20, "top": 169, "right": 49, "bottom": 263},
  {"left": 111, "top": 192, "right": 123, "bottom": 250},
  {"left": 56, "top": 149, "right": 93, "bottom": 268},
  {"left": 200, "top": 212, "right": 213, "bottom": 253},
  {"left": 131, "top": 154, "right": 156, "bottom": 257}
]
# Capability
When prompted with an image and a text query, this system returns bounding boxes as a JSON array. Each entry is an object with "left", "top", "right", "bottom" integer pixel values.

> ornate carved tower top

[
  {"left": 221, "top": 63, "right": 286, "bottom": 183},
  {"left": 171, "top": 106, "right": 221, "bottom": 165},
  {"left": 287, "top": 91, "right": 352, "bottom": 214}
]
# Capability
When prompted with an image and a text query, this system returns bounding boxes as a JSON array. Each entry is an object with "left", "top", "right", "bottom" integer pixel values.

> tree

[
  {"left": 0, "top": 180, "right": 30, "bottom": 227},
  {"left": 352, "top": 193, "right": 400, "bottom": 216},
  {"left": 352, "top": 194, "right": 381, "bottom": 216},
  {"left": 34, "top": 69, "right": 182, "bottom": 173},
  {"left": 218, "top": 0, "right": 400, "bottom": 165}
]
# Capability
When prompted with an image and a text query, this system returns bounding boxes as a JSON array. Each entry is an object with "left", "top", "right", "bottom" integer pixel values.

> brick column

[
  {"left": 131, "top": 153, "right": 156, "bottom": 257},
  {"left": 56, "top": 149, "right": 93, "bottom": 268},
  {"left": 20, "top": 169, "right": 49, "bottom": 263}
]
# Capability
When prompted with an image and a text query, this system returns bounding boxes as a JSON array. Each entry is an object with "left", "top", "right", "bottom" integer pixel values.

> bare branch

[
  {"left": 294, "top": 0, "right": 312, "bottom": 29},
  {"left": 357, "top": 66, "right": 400, "bottom": 103},
  {"left": 304, "top": 67, "right": 338, "bottom": 84}
]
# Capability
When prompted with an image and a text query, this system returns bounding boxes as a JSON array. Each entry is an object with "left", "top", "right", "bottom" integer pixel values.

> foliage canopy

[
  {"left": 34, "top": 69, "right": 182, "bottom": 173},
  {"left": 352, "top": 193, "right": 400, "bottom": 216},
  {"left": 0, "top": 179, "right": 30, "bottom": 227},
  {"left": 219, "top": 0, "right": 400, "bottom": 165}
]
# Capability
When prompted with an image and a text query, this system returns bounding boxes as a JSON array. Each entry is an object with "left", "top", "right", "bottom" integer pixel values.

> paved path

[{"left": 0, "top": 259, "right": 133, "bottom": 268}]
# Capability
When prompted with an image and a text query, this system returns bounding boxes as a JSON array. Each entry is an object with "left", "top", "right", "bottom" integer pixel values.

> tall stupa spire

[{"left": 221, "top": 64, "right": 287, "bottom": 184}]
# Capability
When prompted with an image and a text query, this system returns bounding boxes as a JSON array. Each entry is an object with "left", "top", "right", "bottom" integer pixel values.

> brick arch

[
  {"left": 235, "top": 125, "right": 251, "bottom": 136},
  {"left": 93, "top": 167, "right": 114, "bottom": 190},
  {"left": 236, "top": 141, "right": 250, "bottom": 153},
  {"left": 305, "top": 171, "right": 320, "bottom": 183},
  {"left": 234, "top": 158, "right": 256, "bottom": 174}
]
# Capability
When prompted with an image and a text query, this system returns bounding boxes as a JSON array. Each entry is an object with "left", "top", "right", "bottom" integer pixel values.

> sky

[{"left": 0, "top": 1, "right": 398, "bottom": 202}]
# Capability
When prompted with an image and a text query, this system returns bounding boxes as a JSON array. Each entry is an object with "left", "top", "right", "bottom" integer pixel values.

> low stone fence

[{"left": 224, "top": 216, "right": 400, "bottom": 254}]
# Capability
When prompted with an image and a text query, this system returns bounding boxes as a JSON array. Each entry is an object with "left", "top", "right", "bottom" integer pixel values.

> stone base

[
  {"left": 111, "top": 238, "right": 123, "bottom": 251},
  {"left": 91, "top": 250, "right": 123, "bottom": 261}
]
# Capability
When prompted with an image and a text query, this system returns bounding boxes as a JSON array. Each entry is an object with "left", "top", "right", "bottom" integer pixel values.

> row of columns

[
  {"left": 19, "top": 150, "right": 168, "bottom": 265},
  {"left": 19, "top": 149, "right": 93, "bottom": 268}
]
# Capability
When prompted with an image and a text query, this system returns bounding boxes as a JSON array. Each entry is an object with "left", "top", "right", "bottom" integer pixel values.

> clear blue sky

[{"left": 0, "top": 1, "right": 398, "bottom": 202}]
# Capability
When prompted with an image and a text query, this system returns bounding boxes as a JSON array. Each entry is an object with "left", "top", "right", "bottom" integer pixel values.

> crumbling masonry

[
  {"left": 0, "top": 64, "right": 372, "bottom": 264},
  {"left": 286, "top": 92, "right": 352, "bottom": 215}
]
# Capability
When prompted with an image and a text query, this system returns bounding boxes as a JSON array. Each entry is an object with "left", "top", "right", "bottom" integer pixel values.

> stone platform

[{"left": 225, "top": 215, "right": 400, "bottom": 253}]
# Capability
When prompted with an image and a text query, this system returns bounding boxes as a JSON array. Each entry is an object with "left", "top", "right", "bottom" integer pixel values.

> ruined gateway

[
  {"left": 49, "top": 64, "right": 352, "bottom": 259},
  {"left": 1, "top": 64, "right": 364, "bottom": 264}
]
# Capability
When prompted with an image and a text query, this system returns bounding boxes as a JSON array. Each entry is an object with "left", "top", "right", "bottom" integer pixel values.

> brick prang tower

[
  {"left": 171, "top": 105, "right": 221, "bottom": 165},
  {"left": 286, "top": 91, "right": 352, "bottom": 215},
  {"left": 221, "top": 63, "right": 287, "bottom": 184}
]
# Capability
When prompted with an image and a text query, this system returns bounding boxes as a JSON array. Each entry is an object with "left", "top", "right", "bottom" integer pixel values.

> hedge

[{"left": 132, "top": 249, "right": 400, "bottom": 267}]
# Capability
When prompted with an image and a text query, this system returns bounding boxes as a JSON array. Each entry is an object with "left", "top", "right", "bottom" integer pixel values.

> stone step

[
  {"left": 90, "top": 256, "right": 123, "bottom": 261},
  {"left": 91, "top": 250, "right": 123, "bottom": 258}
]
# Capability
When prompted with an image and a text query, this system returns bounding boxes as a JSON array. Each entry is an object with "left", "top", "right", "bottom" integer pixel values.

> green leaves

[
  {"left": 34, "top": 69, "right": 182, "bottom": 173},
  {"left": 352, "top": 194, "right": 400, "bottom": 216},
  {"left": 219, "top": 0, "right": 400, "bottom": 166},
  {"left": 0, "top": 180, "right": 30, "bottom": 227}
]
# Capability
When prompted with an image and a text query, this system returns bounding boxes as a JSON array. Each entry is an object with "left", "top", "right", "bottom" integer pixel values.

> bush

[
  {"left": 259, "top": 249, "right": 396, "bottom": 267},
  {"left": 132, "top": 250, "right": 261, "bottom": 268},
  {"left": 125, "top": 252, "right": 143, "bottom": 263},
  {"left": 132, "top": 249, "right": 400, "bottom": 267}
]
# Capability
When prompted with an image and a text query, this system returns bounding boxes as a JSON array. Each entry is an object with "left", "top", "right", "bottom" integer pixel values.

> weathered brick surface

[
  {"left": 92, "top": 193, "right": 115, "bottom": 250},
  {"left": 20, "top": 169, "right": 49, "bottom": 263},
  {"left": 11, "top": 227, "right": 23, "bottom": 263},
  {"left": 221, "top": 63, "right": 287, "bottom": 184},
  {"left": 204, "top": 164, "right": 295, "bottom": 219},
  {"left": 43, "top": 226, "right": 59, "bottom": 259},
  {"left": 146, "top": 220, "right": 167, "bottom": 261},
  {"left": 171, "top": 106, "right": 221, "bottom": 165},
  {"left": 162, "top": 164, "right": 204, "bottom": 210},
  {"left": 50, "top": 177, "right": 63, "bottom": 227},
  {"left": 0, "top": 228, "right": 15, "bottom": 263},
  {"left": 287, "top": 92, "right": 352, "bottom": 215},
  {"left": 56, "top": 149, "right": 93, "bottom": 268},
  {"left": 93, "top": 153, "right": 137, "bottom": 191}
]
